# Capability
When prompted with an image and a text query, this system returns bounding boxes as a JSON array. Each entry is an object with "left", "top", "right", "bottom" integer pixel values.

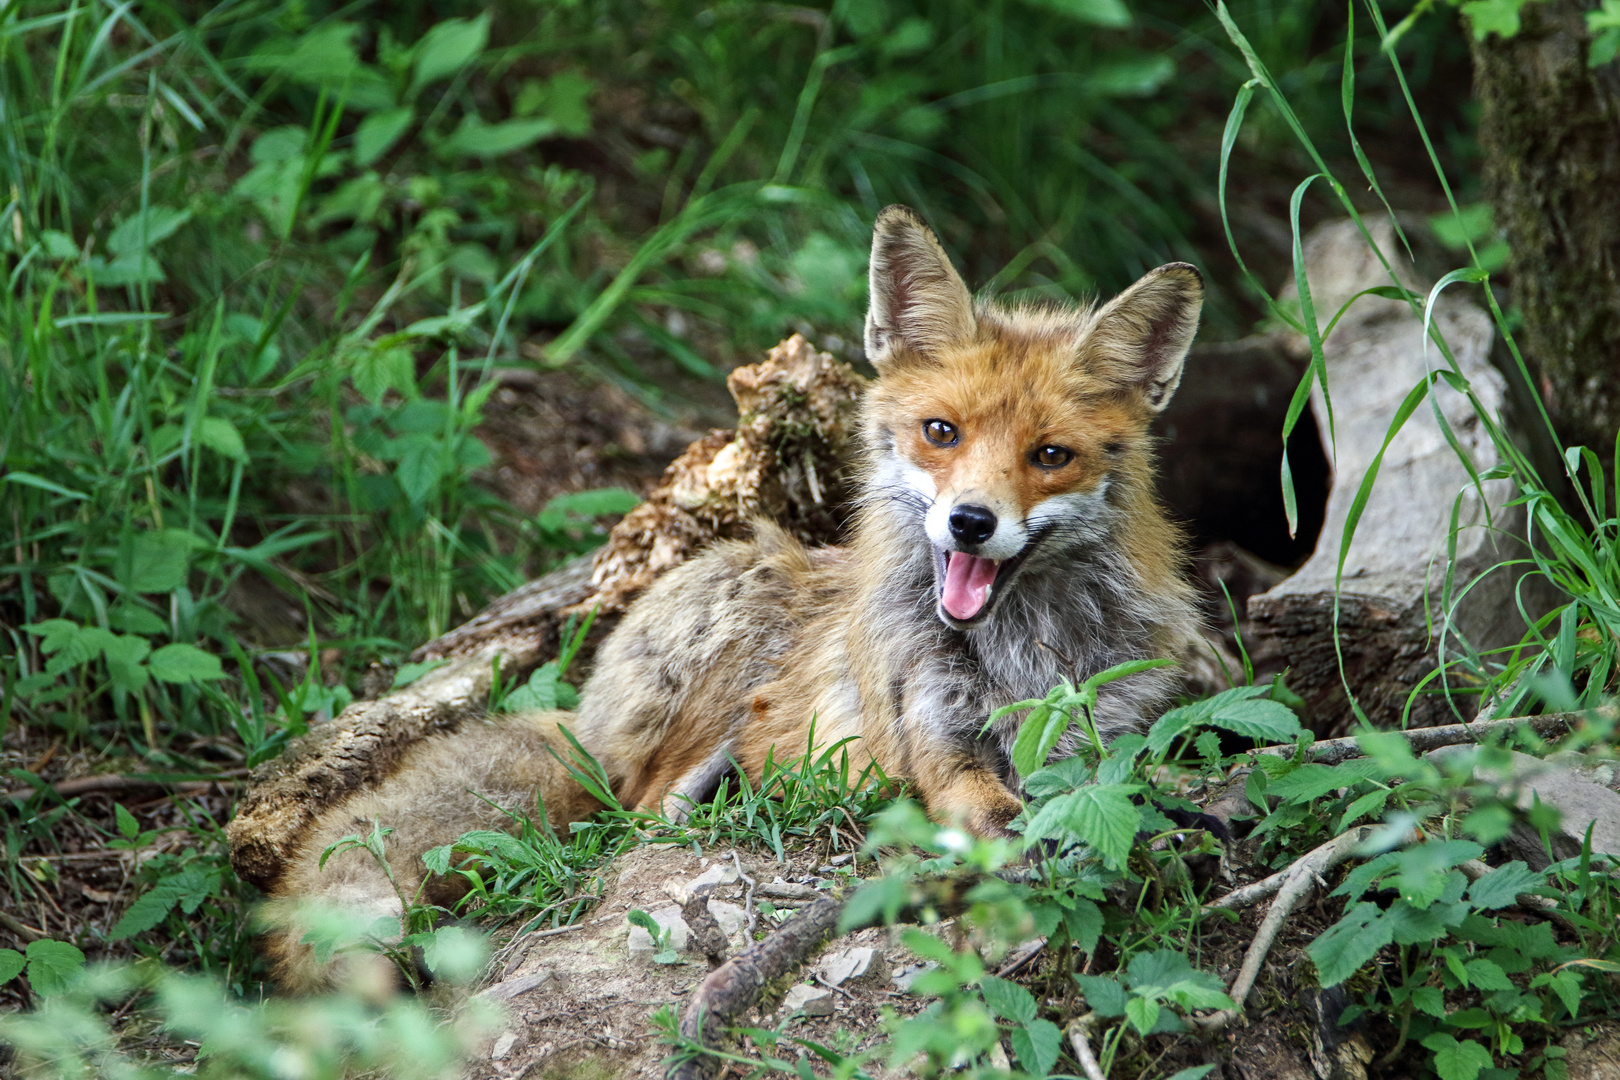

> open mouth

[{"left": 933, "top": 543, "right": 1037, "bottom": 626}]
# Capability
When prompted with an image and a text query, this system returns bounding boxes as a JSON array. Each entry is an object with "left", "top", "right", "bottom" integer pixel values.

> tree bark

[{"left": 1472, "top": 1, "right": 1620, "bottom": 464}]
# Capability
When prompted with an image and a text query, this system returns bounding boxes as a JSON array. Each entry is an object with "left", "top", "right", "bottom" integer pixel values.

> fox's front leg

[{"left": 909, "top": 747, "right": 1026, "bottom": 840}]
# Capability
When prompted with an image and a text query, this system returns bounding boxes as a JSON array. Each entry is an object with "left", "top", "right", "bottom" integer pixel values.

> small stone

[
  {"left": 758, "top": 877, "right": 818, "bottom": 900},
  {"left": 708, "top": 899, "right": 749, "bottom": 940},
  {"left": 687, "top": 863, "right": 741, "bottom": 890},
  {"left": 829, "top": 853, "right": 854, "bottom": 866},
  {"left": 781, "top": 983, "right": 836, "bottom": 1017},
  {"left": 815, "top": 946, "right": 889, "bottom": 988},
  {"left": 892, "top": 961, "right": 936, "bottom": 993},
  {"left": 627, "top": 906, "right": 692, "bottom": 960},
  {"left": 476, "top": 969, "right": 554, "bottom": 1001},
  {"left": 490, "top": 1032, "right": 518, "bottom": 1061}
]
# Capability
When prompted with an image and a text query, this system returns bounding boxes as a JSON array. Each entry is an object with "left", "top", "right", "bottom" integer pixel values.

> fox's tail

[{"left": 262, "top": 711, "right": 603, "bottom": 993}]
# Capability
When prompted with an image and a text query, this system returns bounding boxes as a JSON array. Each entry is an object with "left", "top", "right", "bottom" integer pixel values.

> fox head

[{"left": 859, "top": 204, "right": 1202, "bottom": 629}]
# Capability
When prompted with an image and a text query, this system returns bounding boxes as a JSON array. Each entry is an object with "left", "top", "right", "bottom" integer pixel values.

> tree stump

[{"left": 1245, "top": 218, "right": 1534, "bottom": 735}]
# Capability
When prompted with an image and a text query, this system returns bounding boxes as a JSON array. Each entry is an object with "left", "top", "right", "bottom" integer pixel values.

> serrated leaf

[
  {"left": 981, "top": 974, "right": 1036, "bottom": 1024},
  {"left": 197, "top": 416, "right": 247, "bottom": 462},
  {"left": 115, "top": 804, "right": 139, "bottom": 841},
  {"left": 125, "top": 529, "right": 194, "bottom": 593},
  {"left": 147, "top": 643, "right": 226, "bottom": 684},
  {"left": 0, "top": 948, "right": 24, "bottom": 985},
  {"left": 1337, "top": 788, "right": 1389, "bottom": 830},
  {"left": 24, "top": 939, "right": 85, "bottom": 996},
  {"left": 1462, "top": 958, "right": 1513, "bottom": 991},
  {"left": 1309, "top": 901, "right": 1395, "bottom": 986},
  {"left": 1411, "top": 985, "right": 1446, "bottom": 1016},
  {"left": 1124, "top": 994, "right": 1160, "bottom": 1036},
  {"left": 1073, "top": 974, "right": 1127, "bottom": 1016},
  {"left": 351, "top": 345, "right": 416, "bottom": 403},
  {"left": 1264, "top": 759, "right": 1384, "bottom": 803},
  {"left": 1466, "top": 861, "right": 1544, "bottom": 909},
  {"left": 1011, "top": 703, "right": 1067, "bottom": 777},
  {"left": 1207, "top": 697, "right": 1301, "bottom": 742},
  {"left": 111, "top": 881, "right": 185, "bottom": 939},
  {"left": 1063, "top": 898, "right": 1102, "bottom": 953},
  {"left": 1421, "top": 1033, "right": 1493, "bottom": 1080},
  {"left": 109, "top": 605, "right": 166, "bottom": 635},
  {"left": 1010, "top": 1018, "right": 1061, "bottom": 1078},
  {"left": 1027, "top": 783, "right": 1138, "bottom": 869}
]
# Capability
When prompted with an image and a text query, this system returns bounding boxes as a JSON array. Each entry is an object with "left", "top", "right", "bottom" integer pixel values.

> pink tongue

[{"left": 942, "top": 553, "right": 1000, "bottom": 620}]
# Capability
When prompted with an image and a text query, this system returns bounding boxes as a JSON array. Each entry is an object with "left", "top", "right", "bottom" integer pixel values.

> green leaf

[
  {"left": 107, "top": 206, "right": 192, "bottom": 257},
  {"left": 1263, "top": 759, "right": 1383, "bottom": 803},
  {"left": 440, "top": 115, "right": 556, "bottom": 158},
  {"left": 1207, "top": 697, "right": 1301, "bottom": 742},
  {"left": 124, "top": 529, "right": 194, "bottom": 593},
  {"left": 1063, "top": 898, "right": 1103, "bottom": 953},
  {"left": 351, "top": 345, "right": 416, "bottom": 403},
  {"left": 1020, "top": 0, "right": 1131, "bottom": 27},
  {"left": 1026, "top": 783, "right": 1138, "bottom": 869},
  {"left": 1461, "top": 0, "right": 1527, "bottom": 40},
  {"left": 1087, "top": 55, "right": 1174, "bottom": 96},
  {"left": 109, "top": 605, "right": 166, "bottom": 635},
  {"left": 23, "top": 939, "right": 85, "bottom": 996},
  {"left": 393, "top": 659, "right": 449, "bottom": 689},
  {"left": 538, "top": 488, "right": 642, "bottom": 531},
  {"left": 114, "top": 803, "right": 140, "bottom": 840},
  {"left": 411, "top": 13, "right": 490, "bottom": 95},
  {"left": 1411, "top": 985, "right": 1446, "bottom": 1017},
  {"left": 1462, "top": 957, "right": 1513, "bottom": 991},
  {"left": 417, "top": 925, "right": 486, "bottom": 984},
  {"left": 0, "top": 948, "right": 24, "bottom": 986},
  {"left": 1337, "top": 788, "right": 1389, "bottom": 830},
  {"left": 355, "top": 106, "right": 413, "bottom": 167},
  {"left": 1124, "top": 994, "right": 1160, "bottom": 1036},
  {"left": 1466, "top": 861, "right": 1544, "bottom": 909},
  {"left": 1421, "top": 1033, "right": 1493, "bottom": 1080},
  {"left": 1073, "top": 974, "right": 1126, "bottom": 1017},
  {"left": 196, "top": 416, "right": 247, "bottom": 462},
  {"left": 147, "top": 643, "right": 226, "bottom": 684},
  {"left": 981, "top": 975, "right": 1036, "bottom": 1024},
  {"left": 1010, "top": 1018, "right": 1062, "bottom": 1078},
  {"left": 1309, "top": 901, "right": 1395, "bottom": 986},
  {"left": 1011, "top": 703, "right": 1068, "bottom": 778}
]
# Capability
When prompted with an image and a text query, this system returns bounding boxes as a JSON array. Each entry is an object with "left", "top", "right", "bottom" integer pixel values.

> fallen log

[
  {"left": 1245, "top": 218, "right": 1542, "bottom": 736},
  {"left": 226, "top": 336, "right": 865, "bottom": 892}
]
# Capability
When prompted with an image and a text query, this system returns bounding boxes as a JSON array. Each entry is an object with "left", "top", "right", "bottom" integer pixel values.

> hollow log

[{"left": 1245, "top": 218, "right": 1535, "bottom": 736}]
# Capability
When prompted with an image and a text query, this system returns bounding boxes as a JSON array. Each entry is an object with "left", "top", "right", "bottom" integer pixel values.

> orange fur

[{"left": 265, "top": 206, "right": 1204, "bottom": 990}]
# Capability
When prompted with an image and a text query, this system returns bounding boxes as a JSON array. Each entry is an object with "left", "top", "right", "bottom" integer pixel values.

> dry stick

[
  {"left": 732, "top": 850, "right": 758, "bottom": 935},
  {"left": 1195, "top": 827, "right": 1375, "bottom": 1032},
  {"left": 669, "top": 874, "right": 989, "bottom": 1080},
  {"left": 0, "top": 909, "right": 45, "bottom": 943},
  {"left": 1249, "top": 709, "right": 1599, "bottom": 767},
  {"left": 3, "top": 770, "right": 247, "bottom": 802},
  {"left": 1065, "top": 1014, "right": 1108, "bottom": 1080}
]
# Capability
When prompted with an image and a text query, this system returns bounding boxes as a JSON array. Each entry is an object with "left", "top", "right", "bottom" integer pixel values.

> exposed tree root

[
  {"left": 1247, "top": 709, "right": 1602, "bottom": 766},
  {"left": 1065, "top": 1014, "right": 1108, "bottom": 1080},
  {"left": 1196, "top": 827, "right": 1373, "bottom": 1030}
]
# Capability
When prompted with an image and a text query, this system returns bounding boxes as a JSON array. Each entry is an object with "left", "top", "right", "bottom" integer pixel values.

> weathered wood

[
  {"left": 1246, "top": 218, "right": 1532, "bottom": 735},
  {"left": 227, "top": 337, "right": 865, "bottom": 892}
]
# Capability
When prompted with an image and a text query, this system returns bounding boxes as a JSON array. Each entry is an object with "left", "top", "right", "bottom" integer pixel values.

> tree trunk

[{"left": 1472, "top": 1, "right": 1620, "bottom": 464}]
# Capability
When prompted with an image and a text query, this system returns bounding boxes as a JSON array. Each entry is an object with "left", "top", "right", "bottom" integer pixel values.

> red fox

[{"left": 265, "top": 206, "right": 1204, "bottom": 989}]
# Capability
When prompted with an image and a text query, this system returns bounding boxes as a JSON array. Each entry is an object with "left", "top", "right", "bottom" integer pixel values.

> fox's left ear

[{"left": 1085, "top": 262, "right": 1203, "bottom": 412}]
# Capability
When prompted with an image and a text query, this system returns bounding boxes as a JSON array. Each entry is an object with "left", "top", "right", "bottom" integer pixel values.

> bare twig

[
  {"left": 1247, "top": 709, "right": 1604, "bottom": 767},
  {"left": 0, "top": 910, "right": 45, "bottom": 943},
  {"left": 732, "top": 851, "right": 757, "bottom": 935},
  {"left": 4, "top": 771, "right": 246, "bottom": 802},
  {"left": 995, "top": 936, "right": 1047, "bottom": 977},
  {"left": 1065, "top": 1014, "right": 1108, "bottom": 1080},
  {"left": 1196, "top": 827, "right": 1374, "bottom": 1031}
]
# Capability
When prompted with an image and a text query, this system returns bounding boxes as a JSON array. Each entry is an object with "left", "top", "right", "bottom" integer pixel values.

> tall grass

[{"left": 1212, "top": 0, "right": 1618, "bottom": 728}]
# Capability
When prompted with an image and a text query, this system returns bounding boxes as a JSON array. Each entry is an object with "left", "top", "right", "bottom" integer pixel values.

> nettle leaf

[
  {"left": 1388, "top": 841, "right": 1484, "bottom": 907},
  {"left": 1206, "top": 697, "right": 1301, "bottom": 742},
  {"left": 1063, "top": 898, "right": 1103, "bottom": 953},
  {"left": 422, "top": 844, "right": 454, "bottom": 877},
  {"left": 1466, "top": 861, "right": 1544, "bottom": 909},
  {"left": 1124, "top": 994, "right": 1160, "bottom": 1036},
  {"left": 1421, "top": 1033, "right": 1493, "bottom": 1080},
  {"left": 0, "top": 948, "right": 24, "bottom": 985},
  {"left": 114, "top": 804, "right": 140, "bottom": 841},
  {"left": 1027, "top": 783, "right": 1138, "bottom": 869},
  {"left": 1263, "top": 759, "right": 1384, "bottom": 804},
  {"left": 1532, "top": 969, "right": 1583, "bottom": 1018},
  {"left": 1462, "top": 957, "right": 1514, "bottom": 991},
  {"left": 1011, "top": 703, "right": 1067, "bottom": 778},
  {"left": 123, "top": 529, "right": 195, "bottom": 593},
  {"left": 1073, "top": 974, "right": 1127, "bottom": 1017},
  {"left": 981, "top": 975, "right": 1036, "bottom": 1024},
  {"left": 1025, "top": 757, "right": 1092, "bottom": 798},
  {"left": 351, "top": 345, "right": 416, "bottom": 403},
  {"left": 1337, "top": 788, "right": 1389, "bottom": 830},
  {"left": 147, "top": 643, "right": 226, "bottom": 684},
  {"left": 1309, "top": 901, "right": 1396, "bottom": 986},
  {"left": 1010, "top": 1018, "right": 1062, "bottom": 1079},
  {"left": 24, "top": 939, "right": 85, "bottom": 996}
]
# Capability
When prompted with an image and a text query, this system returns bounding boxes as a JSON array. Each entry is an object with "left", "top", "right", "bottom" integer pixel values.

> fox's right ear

[{"left": 864, "top": 205, "right": 976, "bottom": 370}]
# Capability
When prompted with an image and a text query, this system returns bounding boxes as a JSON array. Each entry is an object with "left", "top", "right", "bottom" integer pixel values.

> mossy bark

[{"left": 1472, "top": 2, "right": 1620, "bottom": 462}]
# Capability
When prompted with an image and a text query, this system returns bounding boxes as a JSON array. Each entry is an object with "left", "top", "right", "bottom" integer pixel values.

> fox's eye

[
  {"left": 1033, "top": 445, "right": 1073, "bottom": 468},
  {"left": 923, "top": 419, "right": 958, "bottom": 447}
]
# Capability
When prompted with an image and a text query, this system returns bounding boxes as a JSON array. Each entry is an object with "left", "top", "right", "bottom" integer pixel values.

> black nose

[{"left": 948, "top": 504, "right": 997, "bottom": 546}]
